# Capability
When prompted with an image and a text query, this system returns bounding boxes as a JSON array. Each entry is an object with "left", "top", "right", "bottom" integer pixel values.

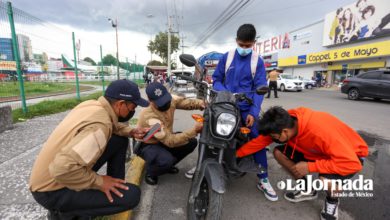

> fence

[{"left": 0, "top": 1, "right": 145, "bottom": 111}]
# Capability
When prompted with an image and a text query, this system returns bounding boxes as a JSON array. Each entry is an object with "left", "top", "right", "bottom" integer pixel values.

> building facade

[
  {"left": 0, "top": 38, "right": 14, "bottom": 61},
  {"left": 278, "top": 0, "right": 390, "bottom": 85}
]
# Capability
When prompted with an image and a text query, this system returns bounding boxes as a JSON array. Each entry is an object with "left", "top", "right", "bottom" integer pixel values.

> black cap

[
  {"left": 105, "top": 79, "right": 149, "bottom": 107},
  {"left": 146, "top": 82, "right": 172, "bottom": 107}
]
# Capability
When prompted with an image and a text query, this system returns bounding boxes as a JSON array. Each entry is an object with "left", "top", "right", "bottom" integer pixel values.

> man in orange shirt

[{"left": 237, "top": 106, "right": 368, "bottom": 220}]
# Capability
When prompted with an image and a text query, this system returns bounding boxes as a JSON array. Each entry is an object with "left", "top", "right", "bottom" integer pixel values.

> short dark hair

[
  {"left": 258, "top": 106, "right": 295, "bottom": 135},
  {"left": 362, "top": 5, "right": 375, "bottom": 19},
  {"left": 237, "top": 24, "right": 256, "bottom": 42},
  {"left": 336, "top": 7, "right": 343, "bottom": 15}
]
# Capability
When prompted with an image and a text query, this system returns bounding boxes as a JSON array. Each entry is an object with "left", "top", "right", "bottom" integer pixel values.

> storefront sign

[
  {"left": 278, "top": 40, "right": 390, "bottom": 67},
  {"left": 327, "top": 61, "right": 386, "bottom": 70},
  {"left": 254, "top": 33, "right": 290, "bottom": 55},
  {"left": 0, "top": 61, "right": 16, "bottom": 71}
]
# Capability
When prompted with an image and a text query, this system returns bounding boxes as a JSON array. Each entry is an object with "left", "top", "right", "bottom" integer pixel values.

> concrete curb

[{"left": 107, "top": 156, "right": 145, "bottom": 220}]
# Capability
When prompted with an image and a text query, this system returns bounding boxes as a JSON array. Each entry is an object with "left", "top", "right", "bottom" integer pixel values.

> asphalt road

[{"left": 133, "top": 88, "right": 390, "bottom": 220}]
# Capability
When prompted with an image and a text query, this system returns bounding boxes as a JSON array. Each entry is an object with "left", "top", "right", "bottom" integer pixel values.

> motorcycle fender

[{"left": 204, "top": 162, "right": 226, "bottom": 194}]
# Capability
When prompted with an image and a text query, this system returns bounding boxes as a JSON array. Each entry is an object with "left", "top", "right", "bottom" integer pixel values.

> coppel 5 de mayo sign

[{"left": 278, "top": 40, "right": 390, "bottom": 67}]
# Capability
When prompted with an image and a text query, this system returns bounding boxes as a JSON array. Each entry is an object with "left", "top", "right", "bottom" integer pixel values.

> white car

[
  {"left": 277, "top": 74, "right": 303, "bottom": 92},
  {"left": 171, "top": 69, "right": 193, "bottom": 85}
]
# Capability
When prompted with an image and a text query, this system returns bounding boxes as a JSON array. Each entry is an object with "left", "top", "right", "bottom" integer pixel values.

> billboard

[{"left": 323, "top": 0, "right": 390, "bottom": 46}]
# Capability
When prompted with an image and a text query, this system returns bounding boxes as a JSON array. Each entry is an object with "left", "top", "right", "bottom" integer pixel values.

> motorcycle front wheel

[{"left": 187, "top": 176, "right": 223, "bottom": 220}]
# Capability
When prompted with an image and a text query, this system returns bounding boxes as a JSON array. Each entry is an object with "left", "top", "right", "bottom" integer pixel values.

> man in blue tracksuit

[{"left": 212, "top": 24, "right": 278, "bottom": 201}]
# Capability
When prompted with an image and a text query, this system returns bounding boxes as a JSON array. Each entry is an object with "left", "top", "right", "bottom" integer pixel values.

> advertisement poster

[{"left": 323, "top": 0, "right": 390, "bottom": 46}]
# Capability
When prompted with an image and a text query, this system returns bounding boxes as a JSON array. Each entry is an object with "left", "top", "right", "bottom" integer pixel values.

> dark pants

[
  {"left": 274, "top": 145, "right": 363, "bottom": 180},
  {"left": 139, "top": 138, "right": 198, "bottom": 177},
  {"left": 31, "top": 135, "right": 141, "bottom": 219},
  {"left": 267, "top": 81, "right": 278, "bottom": 98}
]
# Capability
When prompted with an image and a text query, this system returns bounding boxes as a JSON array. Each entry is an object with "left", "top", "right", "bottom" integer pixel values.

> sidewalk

[{"left": 0, "top": 111, "right": 68, "bottom": 219}]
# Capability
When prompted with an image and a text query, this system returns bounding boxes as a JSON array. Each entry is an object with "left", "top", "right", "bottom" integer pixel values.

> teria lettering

[{"left": 354, "top": 47, "right": 378, "bottom": 57}]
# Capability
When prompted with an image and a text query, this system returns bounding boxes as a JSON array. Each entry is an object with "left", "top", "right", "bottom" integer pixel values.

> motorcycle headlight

[{"left": 215, "top": 113, "right": 236, "bottom": 136}]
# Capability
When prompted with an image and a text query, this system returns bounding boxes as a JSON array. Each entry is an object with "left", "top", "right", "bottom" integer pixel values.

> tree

[
  {"left": 147, "top": 32, "right": 180, "bottom": 64},
  {"left": 83, "top": 57, "right": 96, "bottom": 65},
  {"left": 101, "top": 54, "right": 118, "bottom": 66},
  {"left": 147, "top": 60, "right": 164, "bottom": 66}
]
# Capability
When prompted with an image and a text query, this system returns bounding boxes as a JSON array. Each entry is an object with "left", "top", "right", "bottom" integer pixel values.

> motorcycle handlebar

[{"left": 175, "top": 73, "right": 254, "bottom": 104}]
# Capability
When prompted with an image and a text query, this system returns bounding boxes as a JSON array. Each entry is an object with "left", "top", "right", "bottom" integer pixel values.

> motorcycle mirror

[
  {"left": 179, "top": 54, "right": 197, "bottom": 67},
  {"left": 256, "top": 86, "right": 269, "bottom": 95}
]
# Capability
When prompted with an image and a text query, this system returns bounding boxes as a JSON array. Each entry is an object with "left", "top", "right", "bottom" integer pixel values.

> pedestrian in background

[{"left": 267, "top": 68, "right": 279, "bottom": 98}]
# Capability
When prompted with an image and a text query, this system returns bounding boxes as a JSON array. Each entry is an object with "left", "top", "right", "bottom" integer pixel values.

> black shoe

[
  {"left": 47, "top": 210, "right": 60, "bottom": 220},
  {"left": 266, "top": 97, "right": 270, "bottom": 99},
  {"left": 320, "top": 197, "right": 339, "bottom": 220},
  {"left": 145, "top": 175, "right": 158, "bottom": 185},
  {"left": 275, "top": 97, "right": 279, "bottom": 98},
  {"left": 168, "top": 166, "right": 179, "bottom": 174}
]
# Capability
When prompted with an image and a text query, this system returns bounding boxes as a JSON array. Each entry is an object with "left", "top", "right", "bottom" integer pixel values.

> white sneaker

[
  {"left": 257, "top": 178, "right": 278, "bottom": 201},
  {"left": 185, "top": 166, "right": 196, "bottom": 179},
  {"left": 320, "top": 198, "right": 339, "bottom": 220},
  {"left": 284, "top": 189, "right": 318, "bottom": 203}
]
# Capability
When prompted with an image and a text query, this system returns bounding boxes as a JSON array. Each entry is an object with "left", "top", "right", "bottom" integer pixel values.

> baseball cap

[
  {"left": 146, "top": 82, "right": 172, "bottom": 107},
  {"left": 105, "top": 79, "right": 149, "bottom": 107}
]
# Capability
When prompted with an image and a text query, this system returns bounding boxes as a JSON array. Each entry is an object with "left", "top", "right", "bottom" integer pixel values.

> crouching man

[
  {"left": 236, "top": 106, "right": 368, "bottom": 220},
  {"left": 29, "top": 79, "right": 149, "bottom": 219},
  {"left": 137, "top": 82, "right": 204, "bottom": 185}
]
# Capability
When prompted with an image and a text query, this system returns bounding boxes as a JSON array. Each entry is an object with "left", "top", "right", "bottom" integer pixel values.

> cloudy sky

[{"left": 5, "top": 0, "right": 357, "bottom": 64}]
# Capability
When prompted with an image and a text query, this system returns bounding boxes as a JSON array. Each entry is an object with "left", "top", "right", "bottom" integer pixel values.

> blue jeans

[{"left": 241, "top": 110, "right": 268, "bottom": 179}]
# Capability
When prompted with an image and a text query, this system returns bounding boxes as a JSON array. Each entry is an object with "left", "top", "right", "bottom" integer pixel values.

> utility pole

[
  {"left": 180, "top": 34, "right": 186, "bottom": 71},
  {"left": 167, "top": 15, "right": 172, "bottom": 78}
]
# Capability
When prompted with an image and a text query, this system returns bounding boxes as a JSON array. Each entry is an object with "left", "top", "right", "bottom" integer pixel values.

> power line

[{"left": 192, "top": 0, "right": 253, "bottom": 48}]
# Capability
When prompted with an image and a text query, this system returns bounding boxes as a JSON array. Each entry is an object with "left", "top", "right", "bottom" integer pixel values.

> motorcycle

[{"left": 176, "top": 54, "right": 269, "bottom": 220}]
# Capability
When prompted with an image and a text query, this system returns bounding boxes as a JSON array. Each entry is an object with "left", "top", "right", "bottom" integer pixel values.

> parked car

[
  {"left": 277, "top": 74, "right": 303, "bottom": 92},
  {"left": 341, "top": 70, "right": 390, "bottom": 100},
  {"left": 302, "top": 78, "right": 317, "bottom": 89},
  {"left": 171, "top": 69, "right": 193, "bottom": 85}
]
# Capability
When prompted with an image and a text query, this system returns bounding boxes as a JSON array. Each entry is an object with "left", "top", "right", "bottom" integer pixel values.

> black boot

[{"left": 145, "top": 175, "right": 158, "bottom": 185}]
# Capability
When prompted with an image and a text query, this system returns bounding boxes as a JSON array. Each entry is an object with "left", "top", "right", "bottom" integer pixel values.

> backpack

[{"left": 224, "top": 50, "right": 259, "bottom": 80}]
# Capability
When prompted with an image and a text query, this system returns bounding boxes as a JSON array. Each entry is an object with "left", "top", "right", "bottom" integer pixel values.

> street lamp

[
  {"left": 146, "top": 14, "right": 154, "bottom": 62},
  {"left": 108, "top": 18, "right": 119, "bottom": 80}
]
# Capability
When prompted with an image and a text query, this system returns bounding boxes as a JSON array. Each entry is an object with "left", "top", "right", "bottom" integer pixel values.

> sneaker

[
  {"left": 320, "top": 198, "right": 339, "bottom": 220},
  {"left": 185, "top": 166, "right": 196, "bottom": 179},
  {"left": 284, "top": 189, "right": 318, "bottom": 203},
  {"left": 257, "top": 178, "right": 278, "bottom": 201}
]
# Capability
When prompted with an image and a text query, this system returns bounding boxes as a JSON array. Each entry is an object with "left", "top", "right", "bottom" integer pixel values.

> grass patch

[
  {"left": 79, "top": 79, "right": 145, "bottom": 88},
  {"left": 12, "top": 93, "right": 141, "bottom": 124},
  {"left": 0, "top": 82, "right": 86, "bottom": 98},
  {"left": 12, "top": 92, "right": 101, "bottom": 123}
]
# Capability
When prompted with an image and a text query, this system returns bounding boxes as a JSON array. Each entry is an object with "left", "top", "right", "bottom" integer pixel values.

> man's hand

[
  {"left": 246, "top": 114, "right": 255, "bottom": 127},
  {"left": 199, "top": 101, "right": 206, "bottom": 110},
  {"left": 291, "top": 162, "right": 309, "bottom": 178},
  {"left": 194, "top": 122, "right": 203, "bottom": 133},
  {"left": 99, "top": 175, "right": 129, "bottom": 203},
  {"left": 130, "top": 127, "right": 149, "bottom": 139}
]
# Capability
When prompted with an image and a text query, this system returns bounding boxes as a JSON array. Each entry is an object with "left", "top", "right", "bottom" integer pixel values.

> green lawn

[
  {"left": 0, "top": 82, "right": 93, "bottom": 98},
  {"left": 12, "top": 92, "right": 101, "bottom": 122},
  {"left": 79, "top": 79, "right": 145, "bottom": 87},
  {"left": 12, "top": 91, "right": 140, "bottom": 124}
]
